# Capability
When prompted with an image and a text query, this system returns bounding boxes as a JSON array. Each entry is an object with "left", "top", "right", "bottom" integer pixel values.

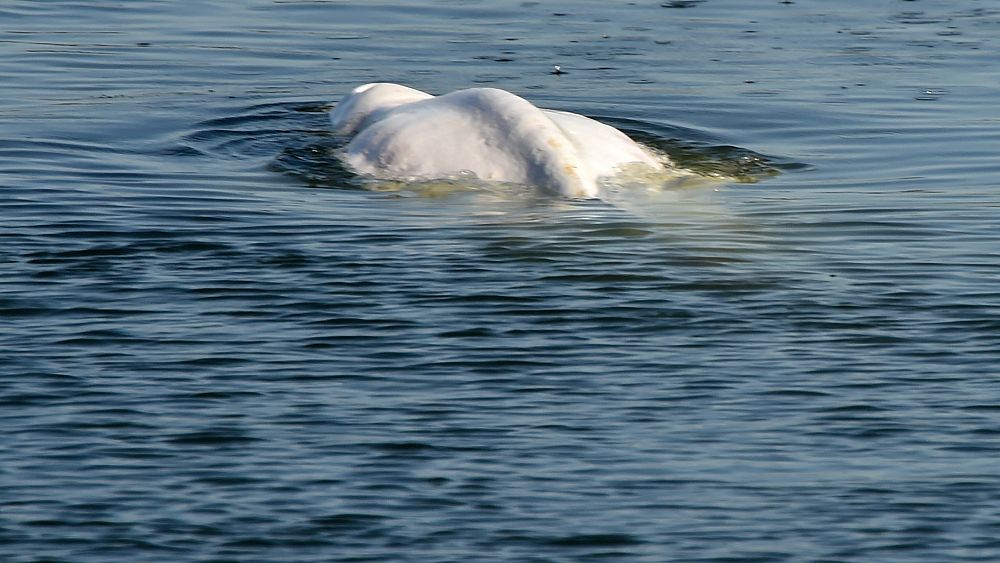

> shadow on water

[{"left": 603, "top": 117, "right": 808, "bottom": 183}]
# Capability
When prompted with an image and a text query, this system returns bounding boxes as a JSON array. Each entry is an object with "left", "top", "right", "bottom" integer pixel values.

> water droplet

[{"left": 915, "top": 88, "right": 947, "bottom": 101}]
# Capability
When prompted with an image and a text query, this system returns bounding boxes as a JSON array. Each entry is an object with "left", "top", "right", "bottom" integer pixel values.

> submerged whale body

[{"left": 329, "top": 83, "right": 666, "bottom": 198}]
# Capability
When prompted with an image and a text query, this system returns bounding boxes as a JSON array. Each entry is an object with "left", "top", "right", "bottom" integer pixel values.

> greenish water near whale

[{"left": 3, "top": 1, "right": 1000, "bottom": 561}]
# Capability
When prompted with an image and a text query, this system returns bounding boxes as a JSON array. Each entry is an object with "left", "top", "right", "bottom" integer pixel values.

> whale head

[{"left": 329, "top": 83, "right": 433, "bottom": 136}]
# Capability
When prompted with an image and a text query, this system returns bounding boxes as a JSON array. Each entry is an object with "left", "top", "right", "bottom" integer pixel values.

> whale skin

[{"left": 329, "top": 83, "right": 665, "bottom": 198}]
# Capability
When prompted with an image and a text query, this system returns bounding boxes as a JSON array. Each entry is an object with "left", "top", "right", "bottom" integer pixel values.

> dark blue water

[{"left": 3, "top": 1, "right": 1000, "bottom": 561}]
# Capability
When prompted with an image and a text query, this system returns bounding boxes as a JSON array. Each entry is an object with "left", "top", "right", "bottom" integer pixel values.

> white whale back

[{"left": 330, "top": 83, "right": 664, "bottom": 198}]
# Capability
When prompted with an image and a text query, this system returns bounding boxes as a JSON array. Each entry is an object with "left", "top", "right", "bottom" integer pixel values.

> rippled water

[{"left": 3, "top": 1, "right": 1000, "bottom": 561}]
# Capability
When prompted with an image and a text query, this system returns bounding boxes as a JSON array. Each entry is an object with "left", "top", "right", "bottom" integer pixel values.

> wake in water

[{"left": 182, "top": 94, "right": 796, "bottom": 207}]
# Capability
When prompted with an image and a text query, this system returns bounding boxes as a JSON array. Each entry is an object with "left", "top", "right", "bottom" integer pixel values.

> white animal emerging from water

[{"left": 329, "top": 83, "right": 667, "bottom": 198}]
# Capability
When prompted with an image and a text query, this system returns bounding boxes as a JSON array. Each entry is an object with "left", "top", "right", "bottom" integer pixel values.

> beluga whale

[{"left": 329, "top": 83, "right": 671, "bottom": 199}]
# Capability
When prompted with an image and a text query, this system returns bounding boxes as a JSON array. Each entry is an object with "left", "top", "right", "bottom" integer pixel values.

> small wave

[{"left": 181, "top": 99, "right": 335, "bottom": 161}]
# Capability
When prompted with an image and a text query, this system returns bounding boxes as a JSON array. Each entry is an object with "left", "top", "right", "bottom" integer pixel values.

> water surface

[{"left": 3, "top": 1, "right": 1000, "bottom": 561}]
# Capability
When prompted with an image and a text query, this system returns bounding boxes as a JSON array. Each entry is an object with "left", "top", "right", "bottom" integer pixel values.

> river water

[{"left": 3, "top": 1, "right": 1000, "bottom": 561}]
